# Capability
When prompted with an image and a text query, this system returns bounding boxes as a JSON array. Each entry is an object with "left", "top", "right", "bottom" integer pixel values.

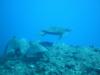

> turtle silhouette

[{"left": 40, "top": 26, "right": 71, "bottom": 39}]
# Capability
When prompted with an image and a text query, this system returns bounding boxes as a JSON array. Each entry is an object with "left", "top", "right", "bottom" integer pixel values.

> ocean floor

[{"left": 0, "top": 37, "right": 100, "bottom": 75}]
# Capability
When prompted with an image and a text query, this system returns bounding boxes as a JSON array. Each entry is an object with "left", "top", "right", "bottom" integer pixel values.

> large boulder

[
  {"left": 4, "top": 36, "right": 30, "bottom": 60},
  {"left": 23, "top": 41, "right": 48, "bottom": 63}
]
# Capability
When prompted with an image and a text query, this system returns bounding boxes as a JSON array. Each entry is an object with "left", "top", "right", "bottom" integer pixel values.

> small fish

[{"left": 39, "top": 41, "right": 53, "bottom": 47}]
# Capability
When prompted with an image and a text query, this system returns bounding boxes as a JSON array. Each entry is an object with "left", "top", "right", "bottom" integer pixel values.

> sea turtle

[{"left": 40, "top": 26, "right": 71, "bottom": 39}]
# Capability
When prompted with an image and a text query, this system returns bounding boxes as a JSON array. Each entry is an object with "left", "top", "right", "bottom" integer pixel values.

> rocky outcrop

[{"left": 0, "top": 38, "right": 100, "bottom": 75}]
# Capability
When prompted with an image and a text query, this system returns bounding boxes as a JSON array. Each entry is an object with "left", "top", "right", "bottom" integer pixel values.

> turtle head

[
  {"left": 40, "top": 30, "right": 47, "bottom": 36},
  {"left": 65, "top": 28, "right": 71, "bottom": 32}
]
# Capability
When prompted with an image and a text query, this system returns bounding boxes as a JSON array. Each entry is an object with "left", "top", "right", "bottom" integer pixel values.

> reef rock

[
  {"left": 4, "top": 37, "right": 30, "bottom": 60},
  {"left": 23, "top": 41, "right": 48, "bottom": 63},
  {"left": 0, "top": 38, "right": 100, "bottom": 75}
]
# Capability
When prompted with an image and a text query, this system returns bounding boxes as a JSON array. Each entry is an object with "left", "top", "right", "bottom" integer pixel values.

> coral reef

[{"left": 0, "top": 37, "right": 100, "bottom": 75}]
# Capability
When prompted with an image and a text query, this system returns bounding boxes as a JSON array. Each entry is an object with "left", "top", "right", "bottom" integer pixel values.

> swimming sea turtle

[{"left": 40, "top": 26, "right": 71, "bottom": 39}]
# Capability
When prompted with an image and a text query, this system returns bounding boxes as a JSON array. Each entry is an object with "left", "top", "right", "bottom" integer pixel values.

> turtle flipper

[{"left": 58, "top": 34, "right": 63, "bottom": 39}]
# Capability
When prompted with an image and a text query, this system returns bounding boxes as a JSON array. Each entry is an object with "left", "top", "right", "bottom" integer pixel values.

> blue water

[{"left": 0, "top": 0, "right": 100, "bottom": 54}]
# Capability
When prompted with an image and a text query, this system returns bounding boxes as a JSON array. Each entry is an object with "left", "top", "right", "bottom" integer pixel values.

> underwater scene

[{"left": 0, "top": 0, "right": 100, "bottom": 75}]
